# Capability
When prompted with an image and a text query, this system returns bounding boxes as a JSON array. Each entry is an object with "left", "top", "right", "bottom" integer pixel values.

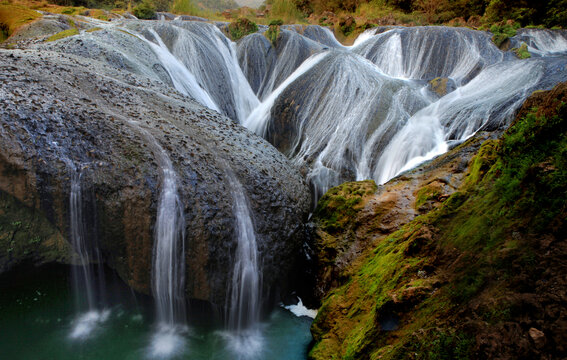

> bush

[
  {"left": 227, "top": 18, "right": 258, "bottom": 41},
  {"left": 269, "top": 0, "right": 303, "bottom": 23},
  {"left": 133, "top": 0, "right": 155, "bottom": 19},
  {"left": 269, "top": 18, "right": 283, "bottom": 25},
  {"left": 170, "top": 0, "right": 199, "bottom": 15}
]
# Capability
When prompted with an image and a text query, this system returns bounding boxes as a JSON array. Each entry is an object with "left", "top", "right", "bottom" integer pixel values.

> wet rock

[{"left": 0, "top": 49, "right": 310, "bottom": 308}]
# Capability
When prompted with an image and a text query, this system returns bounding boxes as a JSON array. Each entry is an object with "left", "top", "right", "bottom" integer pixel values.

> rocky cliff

[
  {"left": 0, "top": 48, "right": 310, "bottom": 307},
  {"left": 309, "top": 82, "right": 567, "bottom": 359}
]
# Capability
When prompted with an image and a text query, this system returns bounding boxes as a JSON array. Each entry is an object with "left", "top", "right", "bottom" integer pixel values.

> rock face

[
  {"left": 237, "top": 29, "right": 326, "bottom": 100},
  {"left": 0, "top": 49, "right": 310, "bottom": 307},
  {"left": 309, "top": 82, "right": 567, "bottom": 360},
  {"left": 310, "top": 131, "right": 488, "bottom": 300}
]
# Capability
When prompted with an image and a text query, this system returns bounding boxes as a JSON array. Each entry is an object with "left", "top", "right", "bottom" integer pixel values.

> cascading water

[
  {"left": 238, "top": 25, "right": 567, "bottom": 196},
  {"left": 244, "top": 50, "right": 430, "bottom": 201},
  {"left": 142, "top": 28, "right": 221, "bottom": 113},
  {"left": 223, "top": 171, "right": 263, "bottom": 359},
  {"left": 237, "top": 30, "right": 326, "bottom": 100},
  {"left": 148, "top": 21, "right": 259, "bottom": 123},
  {"left": 145, "top": 144, "right": 187, "bottom": 359},
  {"left": 515, "top": 28, "right": 567, "bottom": 56},
  {"left": 68, "top": 168, "right": 109, "bottom": 340},
  {"left": 373, "top": 57, "right": 553, "bottom": 184},
  {"left": 353, "top": 26, "right": 507, "bottom": 84}
]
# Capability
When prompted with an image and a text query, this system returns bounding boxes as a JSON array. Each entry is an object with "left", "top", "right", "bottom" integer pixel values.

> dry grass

[{"left": 0, "top": 3, "right": 41, "bottom": 41}]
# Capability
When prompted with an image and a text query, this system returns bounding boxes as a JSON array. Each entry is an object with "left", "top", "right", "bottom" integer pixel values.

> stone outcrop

[
  {"left": 309, "top": 82, "right": 567, "bottom": 359},
  {"left": 0, "top": 49, "right": 310, "bottom": 307}
]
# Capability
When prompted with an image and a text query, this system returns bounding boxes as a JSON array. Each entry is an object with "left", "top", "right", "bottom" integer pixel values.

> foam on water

[
  {"left": 283, "top": 298, "right": 318, "bottom": 319},
  {"left": 148, "top": 324, "right": 188, "bottom": 359},
  {"left": 219, "top": 327, "right": 265, "bottom": 360},
  {"left": 69, "top": 309, "right": 111, "bottom": 340}
]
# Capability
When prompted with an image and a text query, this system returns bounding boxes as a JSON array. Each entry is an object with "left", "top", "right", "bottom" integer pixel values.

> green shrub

[
  {"left": 265, "top": 24, "right": 279, "bottom": 45},
  {"left": 269, "top": 18, "right": 283, "bottom": 25},
  {"left": 227, "top": 18, "right": 258, "bottom": 41},
  {"left": 133, "top": 0, "right": 155, "bottom": 19},
  {"left": 269, "top": 0, "right": 303, "bottom": 23},
  {"left": 490, "top": 23, "right": 517, "bottom": 47}
]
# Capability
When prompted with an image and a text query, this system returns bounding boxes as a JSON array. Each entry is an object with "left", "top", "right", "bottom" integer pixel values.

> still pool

[{"left": 0, "top": 264, "right": 313, "bottom": 359}]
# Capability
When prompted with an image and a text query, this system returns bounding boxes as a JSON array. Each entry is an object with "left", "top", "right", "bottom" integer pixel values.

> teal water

[{"left": 0, "top": 264, "right": 313, "bottom": 359}]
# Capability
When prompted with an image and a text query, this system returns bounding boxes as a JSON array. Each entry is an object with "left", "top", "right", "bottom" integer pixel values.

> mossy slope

[{"left": 310, "top": 82, "right": 567, "bottom": 360}]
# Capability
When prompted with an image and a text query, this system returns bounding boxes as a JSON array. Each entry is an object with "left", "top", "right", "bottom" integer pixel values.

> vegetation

[
  {"left": 227, "top": 17, "right": 258, "bottom": 40},
  {"left": 310, "top": 83, "right": 567, "bottom": 359},
  {"left": 132, "top": 0, "right": 155, "bottom": 19},
  {"left": 45, "top": 26, "right": 78, "bottom": 41},
  {"left": 512, "top": 42, "right": 531, "bottom": 59},
  {"left": 170, "top": 0, "right": 198, "bottom": 15},
  {"left": 0, "top": 4, "right": 40, "bottom": 42},
  {"left": 489, "top": 23, "right": 518, "bottom": 48},
  {"left": 264, "top": 19, "right": 281, "bottom": 45},
  {"left": 267, "top": 0, "right": 304, "bottom": 24}
]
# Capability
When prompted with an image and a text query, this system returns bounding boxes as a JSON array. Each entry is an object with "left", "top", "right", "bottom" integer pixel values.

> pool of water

[{"left": 0, "top": 264, "right": 313, "bottom": 359}]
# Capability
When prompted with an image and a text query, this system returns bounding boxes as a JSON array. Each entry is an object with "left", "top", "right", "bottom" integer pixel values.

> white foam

[
  {"left": 219, "top": 328, "right": 264, "bottom": 360},
  {"left": 283, "top": 297, "right": 318, "bottom": 319},
  {"left": 148, "top": 324, "right": 187, "bottom": 359},
  {"left": 69, "top": 309, "right": 111, "bottom": 340}
]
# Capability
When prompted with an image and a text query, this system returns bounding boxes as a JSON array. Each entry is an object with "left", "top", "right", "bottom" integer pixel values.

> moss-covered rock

[
  {"left": 309, "top": 82, "right": 567, "bottom": 359},
  {"left": 512, "top": 42, "right": 531, "bottom": 59}
]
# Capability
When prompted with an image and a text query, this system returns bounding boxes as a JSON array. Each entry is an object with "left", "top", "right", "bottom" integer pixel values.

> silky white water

[
  {"left": 224, "top": 171, "right": 263, "bottom": 359},
  {"left": 69, "top": 169, "right": 109, "bottom": 340}
]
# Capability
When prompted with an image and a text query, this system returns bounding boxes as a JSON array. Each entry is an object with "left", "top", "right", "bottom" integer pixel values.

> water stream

[
  {"left": 224, "top": 171, "right": 263, "bottom": 359},
  {"left": 68, "top": 169, "right": 109, "bottom": 341},
  {"left": 4, "top": 17, "right": 567, "bottom": 360}
]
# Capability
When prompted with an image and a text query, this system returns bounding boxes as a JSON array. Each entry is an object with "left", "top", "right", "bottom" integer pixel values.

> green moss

[
  {"left": 315, "top": 180, "right": 376, "bottom": 233},
  {"left": 310, "top": 87, "right": 567, "bottom": 359},
  {"left": 86, "top": 27, "right": 102, "bottom": 32},
  {"left": 464, "top": 139, "right": 499, "bottom": 187},
  {"left": 490, "top": 23, "right": 517, "bottom": 48},
  {"left": 227, "top": 17, "right": 258, "bottom": 41},
  {"left": 46, "top": 28, "right": 79, "bottom": 42},
  {"left": 512, "top": 42, "right": 531, "bottom": 59},
  {"left": 0, "top": 190, "right": 71, "bottom": 270},
  {"left": 0, "top": 4, "right": 41, "bottom": 41},
  {"left": 265, "top": 24, "right": 280, "bottom": 46},
  {"left": 414, "top": 186, "right": 441, "bottom": 210}
]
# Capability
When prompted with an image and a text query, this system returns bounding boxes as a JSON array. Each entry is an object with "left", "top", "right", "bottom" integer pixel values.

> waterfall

[
  {"left": 516, "top": 29, "right": 567, "bottom": 56},
  {"left": 102, "top": 111, "right": 188, "bottom": 358},
  {"left": 237, "top": 30, "right": 326, "bottom": 100},
  {"left": 69, "top": 169, "right": 109, "bottom": 340},
  {"left": 142, "top": 28, "right": 221, "bottom": 113},
  {"left": 149, "top": 148, "right": 188, "bottom": 359},
  {"left": 374, "top": 58, "right": 547, "bottom": 184},
  {"left": 149, "top": 22, "right": 259, "bottom": 123},
  {"left": 353, "top": 27, "right": 506, "bottom": 85},
  {"left": 222, "top": 172, "right": 263, "bottom": 359},
  {"left": 243, "top": 51, "right": 328, "bottom": 135},
  {"left": 152, "top": 164, "right": 186, "bottom": 326},
  {"left": 227, "top": 174, "right": 261, "bottom": 332}
]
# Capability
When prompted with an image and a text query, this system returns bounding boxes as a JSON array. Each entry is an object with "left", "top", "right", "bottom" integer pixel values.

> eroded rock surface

[{"left": 0, "top": 49, "right": 310, "bottom": 307}]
